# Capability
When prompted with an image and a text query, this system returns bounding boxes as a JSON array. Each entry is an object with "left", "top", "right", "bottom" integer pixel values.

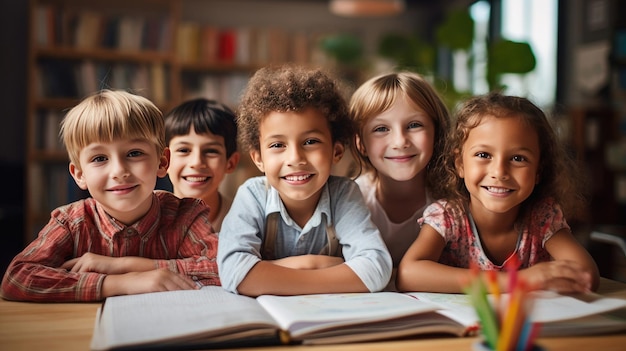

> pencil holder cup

[{"left": 472, "top": 339, "right": 545, "bottom": 351}]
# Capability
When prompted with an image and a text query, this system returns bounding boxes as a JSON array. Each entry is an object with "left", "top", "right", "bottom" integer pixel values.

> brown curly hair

[
  {"left": 432, "top": 92, "right": 588, "bottom": 220},
  {"left": 237, "top": 64, "right": 355, "bottom": 153}
]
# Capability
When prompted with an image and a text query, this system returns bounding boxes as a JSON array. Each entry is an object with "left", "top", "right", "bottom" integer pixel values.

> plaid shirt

[{"left": 1, "top": 190, "right": 220, "bottom": 302}]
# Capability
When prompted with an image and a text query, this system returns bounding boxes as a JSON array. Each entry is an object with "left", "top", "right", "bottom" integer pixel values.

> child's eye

[
  {"left": 128, "top": 150, "right": 144, "bottom": 158},
  {"left": 91, "top": 155, "right": 107, "bottom": 163},
  {"left": 408, "top": 121, "right": 423, "bottom": 129},
  {"left": 175, "top": 147, "right": 191, "bottom": 154},
  {"left": 203, "top": 148, "right": 221, "bottom": 156},
  {"left": 475, "top": 152, "right": 490, "bottom": 159},
  {"left": 512, "top": 155, "right": 527, "bottom": 162},
  {"left": 303, "top": 139, "right": 320, "bottom": 146},
  {"left": 269, "top": 142, "right": 284, "bottom": 149},
  {"left": 373, "top": 126, "right": 389, "bottom": 133}
]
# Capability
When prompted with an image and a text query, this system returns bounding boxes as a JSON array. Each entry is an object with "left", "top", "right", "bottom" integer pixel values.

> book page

[
  {"left": 407, "top": 292, "right": 479, "bottom": 327},
  {"left": 408, "top": 290, "right": 626, "bottom": 337},
  {"left": 256, "top": 292, "right": 440, "bottom": 338},
  {"left": 529, "top": 290, "right": 626, "bottom": 322},
  {"left": 539, "top": 308, "right": 626, "bottom": 336},
  {"left": 91, "top": 286, "right": 278, "bottom": 350}
]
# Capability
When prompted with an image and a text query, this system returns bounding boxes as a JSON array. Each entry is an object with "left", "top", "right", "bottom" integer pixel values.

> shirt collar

[
  {"left": 95, "top": 193, "right": 160, "bottom": 237},
  {"left": 265, "top": 182, "right": 333, "bottom": 230}
]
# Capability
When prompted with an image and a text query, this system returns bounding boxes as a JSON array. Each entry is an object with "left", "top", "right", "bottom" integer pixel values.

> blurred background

[{"left": 1, "top": 0, "right": 625, "bottom": 279}]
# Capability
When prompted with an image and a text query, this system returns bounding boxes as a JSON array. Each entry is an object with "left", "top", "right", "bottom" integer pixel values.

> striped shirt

[{"left": 1, "top": 190, "right": 220, "bottom": 302}]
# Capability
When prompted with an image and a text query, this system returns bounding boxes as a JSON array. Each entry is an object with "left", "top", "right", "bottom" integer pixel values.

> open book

[{"left": 90, "top": 286, "right": 626, "bottom": 350}]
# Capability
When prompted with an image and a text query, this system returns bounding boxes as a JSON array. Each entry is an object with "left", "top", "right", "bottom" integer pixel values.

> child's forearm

[
  {"left": 236, "top": 261, "right": 368, "bottom": 297},
  {"left": 397, "top": 260, "right": 471, "bottom": 293},
  {"left": 1, "top": 262, "right": 104, "bottom": 302},
  {"left": 271, "top": 255, "right": 344, "bottom": 270}
]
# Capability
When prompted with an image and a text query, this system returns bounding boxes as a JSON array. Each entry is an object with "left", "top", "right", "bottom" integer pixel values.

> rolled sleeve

[
  {"left": 217, "top": 179, "right": 266, "bottom": 293},
  {"left": 331, "top": 178, "right": 392, "bottom": 292}
]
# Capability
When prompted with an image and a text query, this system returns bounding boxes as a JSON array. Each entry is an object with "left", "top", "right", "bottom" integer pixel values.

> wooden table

[{"left": 2, "top": 278, "right": 626, "bottom": 351}]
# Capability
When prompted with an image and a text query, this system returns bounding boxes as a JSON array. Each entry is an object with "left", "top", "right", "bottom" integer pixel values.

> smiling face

[
  {"left": 69, "top": 139, "right": 169, "bottom": 225},
  {"left": 456, "top": 115, "right": 540, "bottom": 218},
  {"left": 250, "top": 108, "right": 344, "bottom": 214},
  {"left": 167, "top": 126, "right": 239, "bottom": 204},
  {"left": 359, "top": 96, "right": 435, "bottom": 182}
]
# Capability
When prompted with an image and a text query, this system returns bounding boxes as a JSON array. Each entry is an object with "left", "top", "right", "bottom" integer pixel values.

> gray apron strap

[
  {"left": 261, "top": 212, "right": 279, "bottom": 260},
  {"left": 319, "top": 214, "right": 340, "bottom": 257},
  {"left": 261, "top": 212, "right": 341, "bottom": 259}
]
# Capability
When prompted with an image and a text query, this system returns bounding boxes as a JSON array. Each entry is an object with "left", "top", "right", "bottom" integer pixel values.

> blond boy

[{"left": 1, "top": 90, "right": 220, "bottom": 302}]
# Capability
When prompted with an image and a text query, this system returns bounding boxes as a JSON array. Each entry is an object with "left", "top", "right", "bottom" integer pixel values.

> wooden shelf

[{"left": 36, "top": 47, "right": 174, "bottom": 63}]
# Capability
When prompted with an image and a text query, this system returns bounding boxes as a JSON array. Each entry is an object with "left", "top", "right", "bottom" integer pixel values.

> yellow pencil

[
  {"left": 485, "top": 270, "right": 501, "bottom": 321},
  {"left": 496, "top": 280, "right": 526, "bottom": 351}
]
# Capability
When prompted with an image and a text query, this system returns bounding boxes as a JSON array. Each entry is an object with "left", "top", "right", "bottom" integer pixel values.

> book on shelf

[
  {"left": 200, "top": 25, "right": 220, "bottom": 64},
  {"left": 183, "top": 73, "right": 248, "bottom": 107},
  {"left": 38, "top": 110, "right": 65, "bottom": 151},
  {"left": 35, "top": 3, "right": 56, "bottom": 47},
  {"left": 73, "top": 10, "right": 102, "bottom": 49},
  {"left": 235, "top": 27, "right": 252, "bottom": 65},
  {"left": 38, "top": 60, "right": 167, "bottom": 101},
  {"left": 34, "top": 4, "right": 170, "bottom": 53},
  {"left": 175, "top": 22, "right": 312, "bottom": 66},
  {"left": 218, "top": 29, "right": 237, "bottom": 63},
  {"left": 291, "top": 31, "right": 311, "bottom": 64},
  {"left": 176, "top": 22, "right": 200, "bottom": 63},
  {"left": 90, "top": 286, "right": 626, "bottom": 350},
  {"left": 149, "top": 63, "right": 167, "bottom": 105},
  {"left": 117, "top": 16, "right": 145, "bottom": 52}
]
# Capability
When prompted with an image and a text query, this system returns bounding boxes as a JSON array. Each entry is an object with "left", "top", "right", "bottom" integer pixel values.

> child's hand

[
  {"left": 519, "top": 260, "right": 593, "bottom": 293},
  {"left": 62, "top": 253, "right": 155, "bottom": 274},
  {"left": 62, "top": 253, "right": 118, "bottom": 273},
  {"left": 271, "top": 255, "right": 344, "bottom": 270},
  {"left": 102, "top": 269, "right": 199, "bottom": 297}
]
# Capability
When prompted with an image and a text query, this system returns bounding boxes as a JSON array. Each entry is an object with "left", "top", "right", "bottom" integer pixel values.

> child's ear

[
  {"left": 250, "top": 150, "right": 265, "bottom": 173},
  {"left": 69, "top": 163, "right": 88, "bottom": 190},
  {"left": 225, "top": 151, "right": 241, "bottom": 174},
  {"left": 454, "top": 149, "right": 464, "bottom": 178},
  {"left": 355, "top": 135, "right": 366, "bottom": 156},
  {"left": 332, "top": 142, "right": 345, "bottom": 164},
  {"left": 157, "top": 148, "right": 170, "bottom": 178}
]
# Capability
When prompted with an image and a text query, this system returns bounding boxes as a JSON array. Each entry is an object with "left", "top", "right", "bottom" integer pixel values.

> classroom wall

[{"left": 0, "top": 0, "right": 27, "bottom": 273}]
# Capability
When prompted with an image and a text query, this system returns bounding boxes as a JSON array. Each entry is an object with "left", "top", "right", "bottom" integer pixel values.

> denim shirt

[{"left": 217, "top": 176, "right": 392, "bottom": 293}]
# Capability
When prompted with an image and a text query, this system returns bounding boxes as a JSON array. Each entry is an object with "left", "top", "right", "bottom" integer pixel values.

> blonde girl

[{"left": 350, "top": 71, "right": 450, "bottom": 268}]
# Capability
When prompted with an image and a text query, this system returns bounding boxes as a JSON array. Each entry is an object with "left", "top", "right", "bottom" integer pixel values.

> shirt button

[{"left": 192, "top": 276, "right": 199, "bottom": 281}]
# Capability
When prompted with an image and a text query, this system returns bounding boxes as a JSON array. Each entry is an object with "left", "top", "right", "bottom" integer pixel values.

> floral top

[{"left": 419, "top": 198, "right": 568, "bottom": 270}]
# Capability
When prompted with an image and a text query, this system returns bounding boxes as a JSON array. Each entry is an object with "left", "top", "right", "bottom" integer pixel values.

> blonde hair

[
  {"left": 60, "top": 90, "right": 165, "bottom": 167},
  {"left": 349, "top": 71, "right": 450, "bottom": 183}
]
